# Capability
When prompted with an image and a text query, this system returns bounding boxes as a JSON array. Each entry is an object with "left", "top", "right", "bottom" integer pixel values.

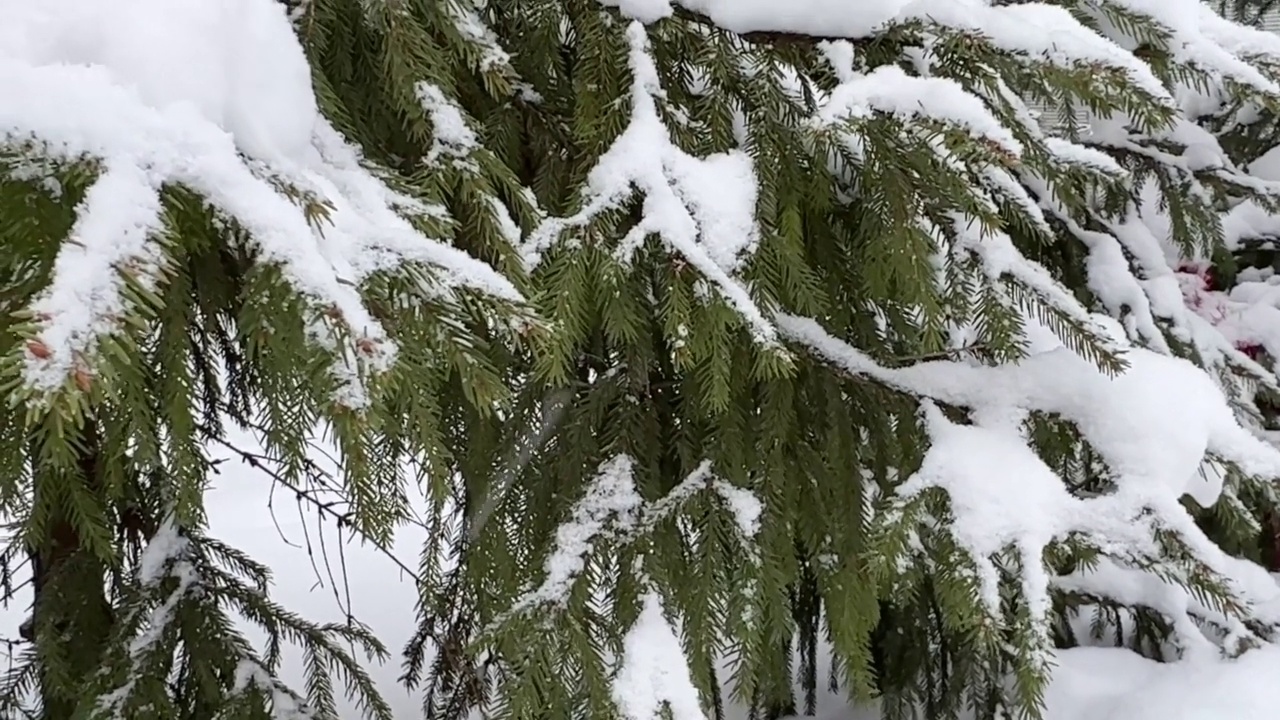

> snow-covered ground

[{"left": 7, "top": 427, "right": 1272, "bottom": 720}]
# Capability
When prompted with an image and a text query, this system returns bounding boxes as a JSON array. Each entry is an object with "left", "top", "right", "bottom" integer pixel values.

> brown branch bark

[{"left": 668, "top": 6, "right": 860, "bottom": 45}]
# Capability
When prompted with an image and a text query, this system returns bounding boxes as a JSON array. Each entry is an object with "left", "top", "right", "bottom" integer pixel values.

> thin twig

[
  {"left": 315, "top": 504, "right": 352, "bottom": 620},
  {"left": 886, "top": 342, "right": 988, "bottom": 366},
  {"left": 222, "top": 455, "right": 301, "bottom": 551},
  {"left": 295, "top": 492, "right": 325, "bottom": 593},
  {"left": 338, "top": 526, "right": 354, "bottom": 624},
  {"left": 208, "top": 434, "right": 425, "bottom": 586}
]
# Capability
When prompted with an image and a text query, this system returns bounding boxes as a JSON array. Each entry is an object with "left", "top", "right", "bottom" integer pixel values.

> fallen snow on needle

[
  {"left": 1, "top": 0, "right": 520, "bottom": 403},
  {"left": 778, "top": 311, "right": 1280, "bottom": 644},
  {"left": 607, "top": 0, "right": 1170, "bottom": 102}
]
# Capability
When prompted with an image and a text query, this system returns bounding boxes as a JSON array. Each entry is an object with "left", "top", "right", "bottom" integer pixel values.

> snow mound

[
  {"left": 756, "top": 644, "right": 1280, "bottom": 720},
  {"left": 1046, "top": 645, "right": 1280, "bottom": 720},
  {"left": 1, "top": 0, "right": 318, "bottom": 161}
]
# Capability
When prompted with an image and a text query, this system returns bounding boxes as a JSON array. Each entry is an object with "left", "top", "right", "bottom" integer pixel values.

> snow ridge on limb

[
  {"left": 779, "top": 311, "right": 1280, "bottom": 659},
  {"left": 522, "top": 22, "right": 778, "bottom": 346},
  {"left": 1, "top": 0, "right": 527, "bottom": 408},
  {"left": 495, "top": 456, "right": 759, "bottom": 620}
]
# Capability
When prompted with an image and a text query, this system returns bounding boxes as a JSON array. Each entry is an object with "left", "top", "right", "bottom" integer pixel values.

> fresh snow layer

[
  {"left": 780, "top": 312, "right": 1280, "bottom": 507},
  {"left": 607, "top": 0, "right": 1170, "bottom": 102},
  {"left": 2, "top": 0, "right": 520, "bottom": 403},
  {"left": 814, "top": 65, "right": 1022, "bottom": 158},
  {"left": 1045, "top": 645, "right": 1280, "bottom": 720},
  {"left": 522, "top": 22, "right": 774, "bottom": 344},
  {"left": 780, "top": 310, "right": 1280, "bottom": 649},
  {"left": 0, "top": 0, "right": 319, "bottom": 160},
  {"left": 756, "top": 644, "right": 1280, "bottom": 720}
]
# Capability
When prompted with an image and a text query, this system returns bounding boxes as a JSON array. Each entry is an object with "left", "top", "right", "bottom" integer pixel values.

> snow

[
  {"left": 613, "top": 592, "right": 707, "bottom": 720},
  {"left": 779, "top": 312, "right": 1280, "bottom": 507},
  {"left": 97, "top": 514, "right": 201, "bottom": 717},
  {"left": 600, "top": 0, "right": 675, "bottom": 24},
  {"left": 904, "top": 402, "right": 1072, "bottom": 618},
  {"left": 510, "top": 455, "right": 643, "bottom": 612},
  {"left": 5, "top": 0, "right": 521, "bottom": 402},
  {"left": 417, "top": 82, "right": 479, "bottom": 167},
  {"left": 503, "top": 456, "right": 764, "bottom": 622},
  {"left": 1042, "top": 138, "right": 1126, "bottom": 176},
  {"left": 1044, "top": 645, "right": 1280, "bottom": 720},
  {"left": 137, "top": 513, "right": 186, "bottom": 586},
  {"left": 813, "top": 65, "right": 1022, "bottom": 160},
  {"left": 729, "top": 635, "right": 1280, "bottom": 720},
  {"left": 610, "top": 0, "right": 1171, "bottom": 103},
  {"left": 777, "top": 310, "right": 1280, "bottom": 652},
  {"left": 446, "top": 3, "right": 513, "bottom": 73},
  {"left": 522, "top": 22, "right": 775, "bottom": 345},
  {"left": 1105, "top": 0, "right": 1280, "bottom": 95},
  {"left": 232, "top": 660, "right": 314, "bottom": 720},
  {"left": 2, "top": 0, "right": 318, "bottom": 161},
  {"left": 710, "top": 479, "right": 763, "bottom": 538}
]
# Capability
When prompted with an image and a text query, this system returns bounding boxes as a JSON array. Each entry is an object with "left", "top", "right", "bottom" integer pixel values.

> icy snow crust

[{"left": 3, "top": 0, "right": 520, "bottom": 405}]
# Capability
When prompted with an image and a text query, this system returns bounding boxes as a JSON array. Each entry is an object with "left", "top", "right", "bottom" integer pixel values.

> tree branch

[{"left": 464, "top": 385, "right": 575, "bottom": 544}]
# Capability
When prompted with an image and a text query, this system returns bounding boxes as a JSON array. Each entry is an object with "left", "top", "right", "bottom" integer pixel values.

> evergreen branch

[
  {"left": 667, "top": 6, "right": 867, "bottom": 46},
  {"left": 464, "top": 385, "right": 574, "bottom": 544},
  {"left": 0, "top": 644, "right": 39, "bottom": 719}
]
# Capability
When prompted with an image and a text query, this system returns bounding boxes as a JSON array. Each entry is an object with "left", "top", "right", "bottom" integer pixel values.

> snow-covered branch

[{"left": 5, "top": 0, "right": 523, "bottom": 406}]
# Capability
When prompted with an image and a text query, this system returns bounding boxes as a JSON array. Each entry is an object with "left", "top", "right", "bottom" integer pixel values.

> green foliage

[
  {"left": 0, "top": 0, "right": 535, "bottom": 716},
  {"left": 6, "top": 1, "right": 1280, "bottom": 720},
  {"left": 407, "top": 4, "right": 1280, "bottom": 720}
]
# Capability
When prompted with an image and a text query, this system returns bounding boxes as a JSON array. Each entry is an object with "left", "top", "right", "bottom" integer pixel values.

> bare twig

[
  {"left": 886, "top": 342, "right": 988, "bottom": 366},
  {"left": 315, "top": 503, "right": 353, "bottom": 621},
  {"left": 294, "top": 494, "right": 325, "bottom": 594},
  {"left": 208, "top": 434, "right": 424, "bottom": 586},
  {"left": 217, "top": 456, "right": 301, "bottom": 551}
]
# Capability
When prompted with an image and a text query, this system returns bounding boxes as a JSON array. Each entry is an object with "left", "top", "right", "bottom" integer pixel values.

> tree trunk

[{"left": 28, "top": 417, "right": 115, "bottom": 720}]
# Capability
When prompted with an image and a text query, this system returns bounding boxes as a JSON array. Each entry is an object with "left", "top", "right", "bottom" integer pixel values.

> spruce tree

[
  {"left": 6, "top": 2, "right": 1280, "bottom": 720},
  {"left": 2, "top": 0, "right": 535, "bottom": 717},
  {"left": 1174, "top": 0, "right": 1280, "bottom": 575},
  {"left": 1018, "top": 0, "right": 1280, "bottom": 666},
  {"left": 410, "top": 2, "right": 1280, "bottom": 720}
]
